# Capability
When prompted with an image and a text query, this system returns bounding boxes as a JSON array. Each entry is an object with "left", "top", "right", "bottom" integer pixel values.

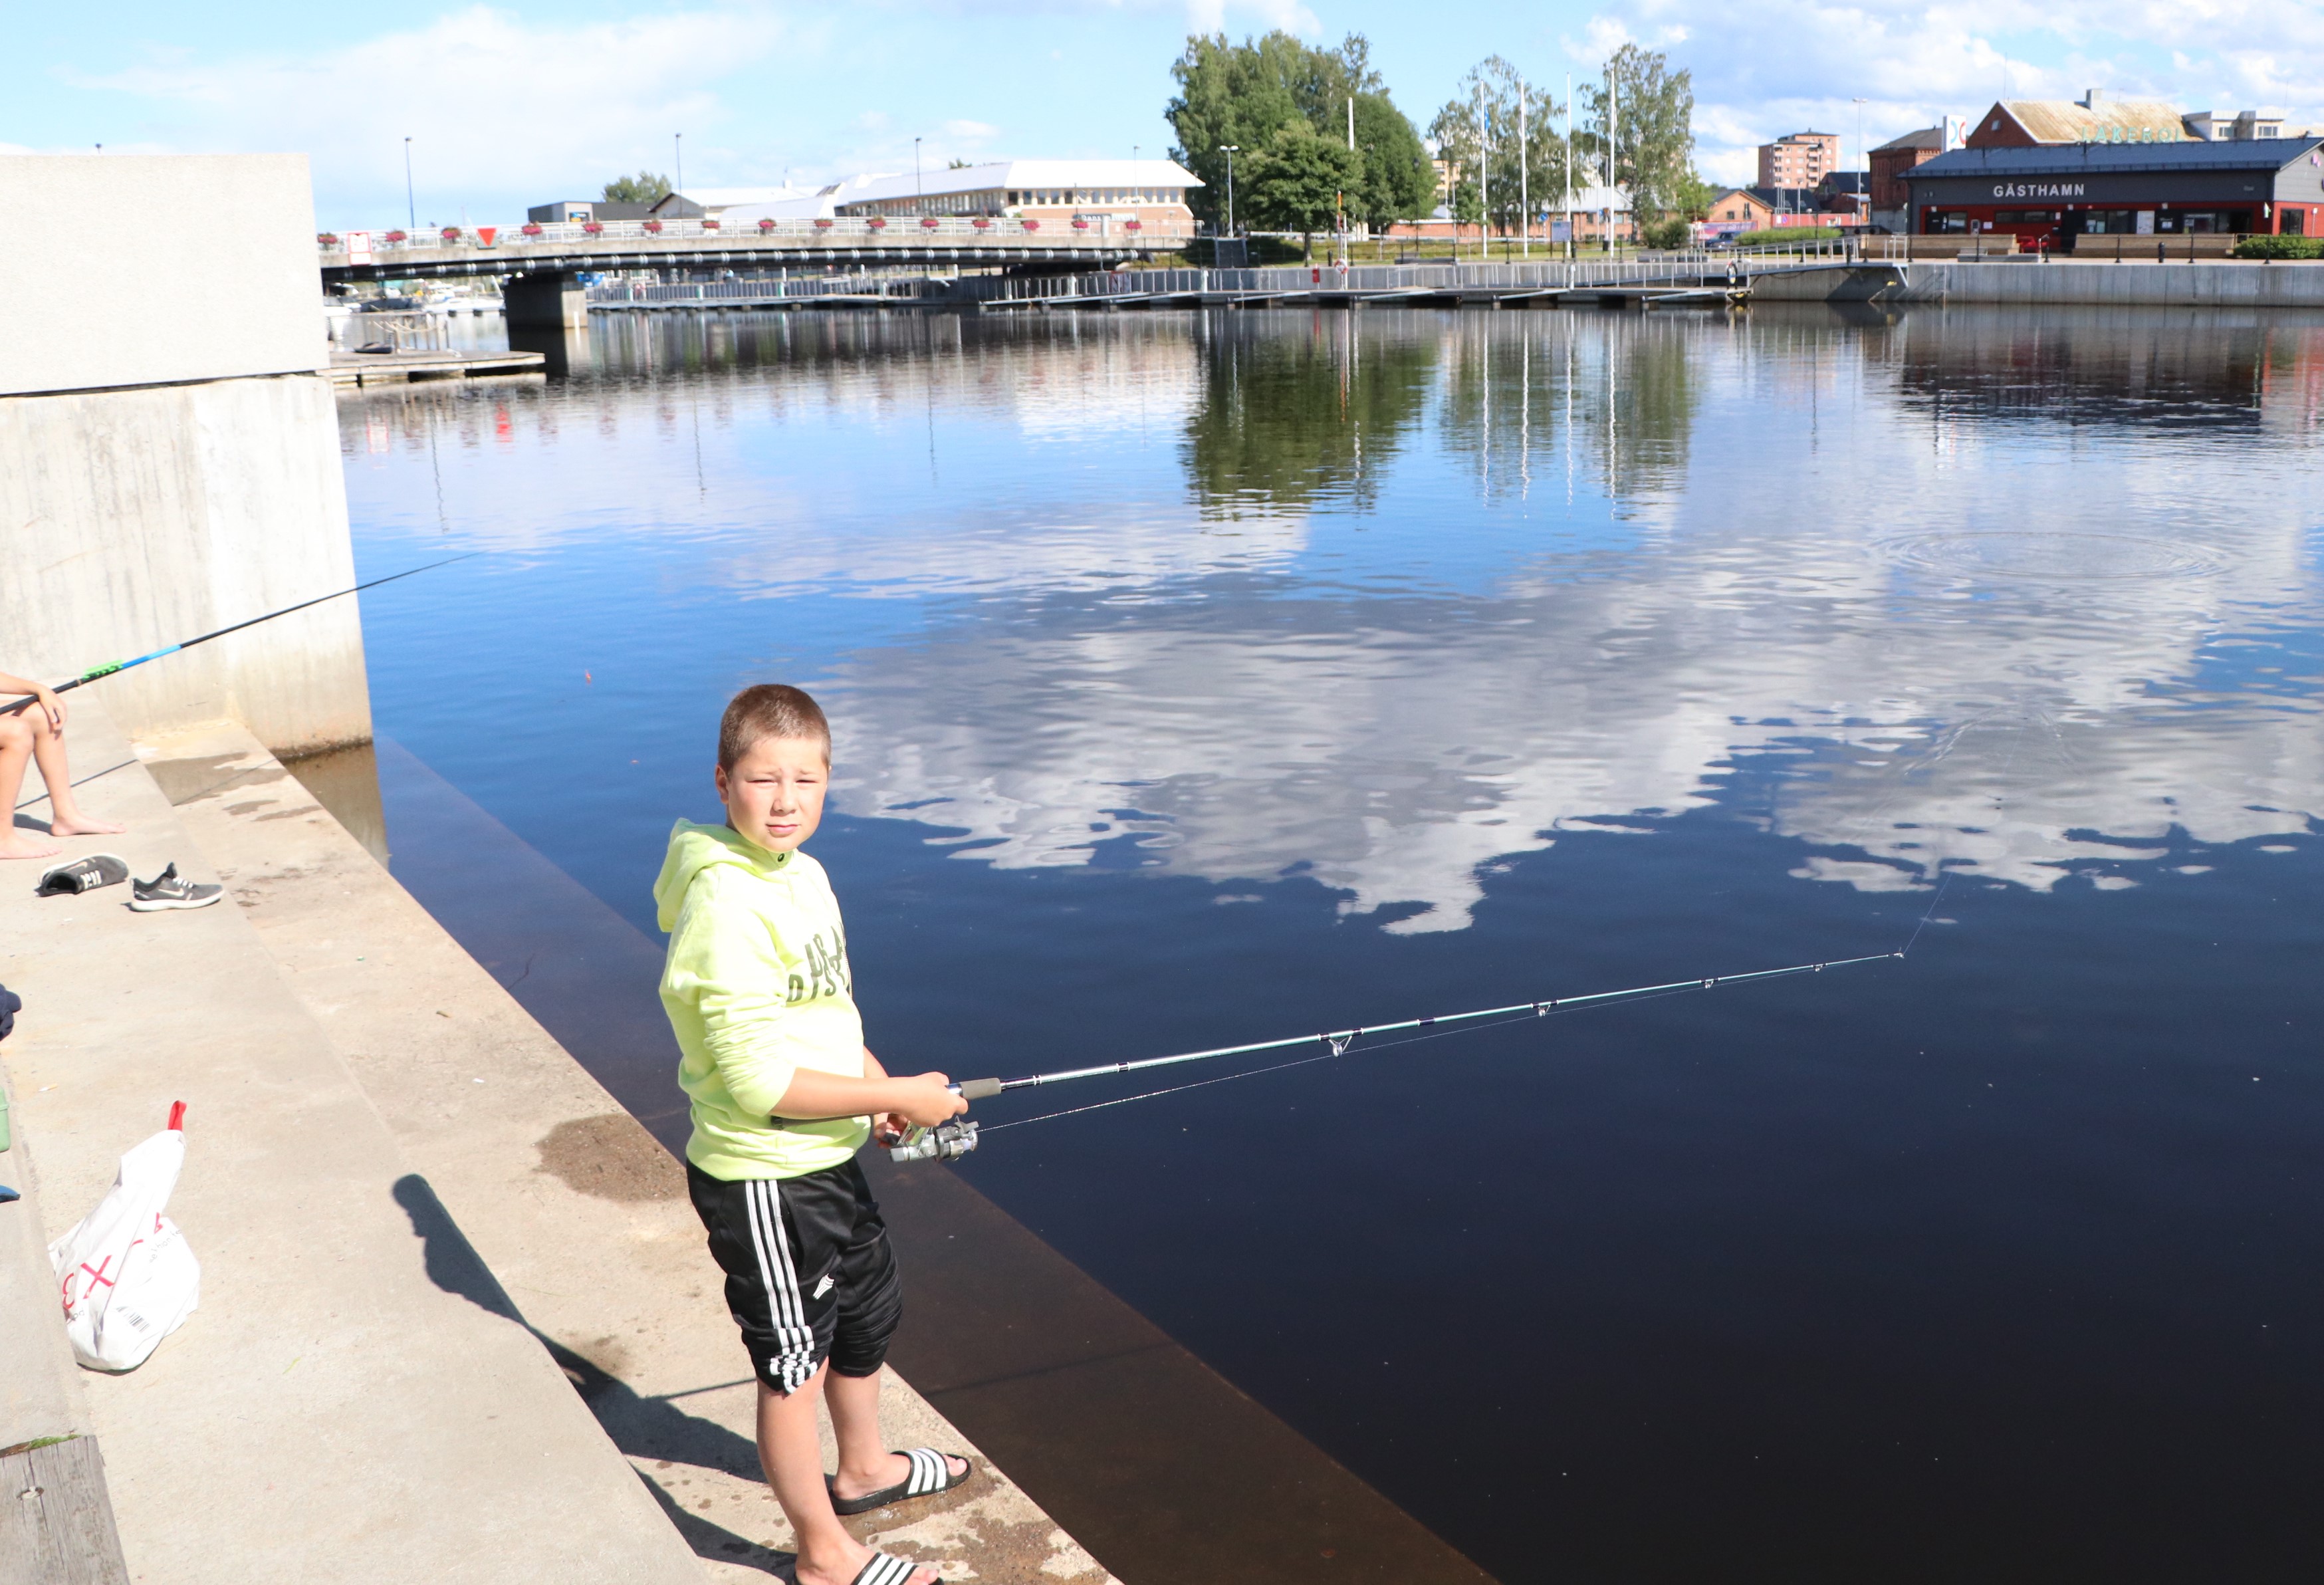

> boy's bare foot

[
  {"left": 0, "top": 832, "right": 62, "bottom": 860},
  {"left": 829, "top": 1450, "right": 970, "bottom": 1504},
  {"left": 50, "top": 814, "right": 126, "bottom": 838}
]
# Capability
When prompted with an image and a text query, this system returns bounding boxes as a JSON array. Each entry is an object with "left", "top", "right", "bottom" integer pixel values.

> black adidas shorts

[{"left": 687, "top": 1157, "right": 904, "bottom": 1394}]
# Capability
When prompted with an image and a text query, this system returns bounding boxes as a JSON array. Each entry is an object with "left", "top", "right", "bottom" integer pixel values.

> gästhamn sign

[{"left": 1992, "top": 183, "right": 2087, "bottom": 198}]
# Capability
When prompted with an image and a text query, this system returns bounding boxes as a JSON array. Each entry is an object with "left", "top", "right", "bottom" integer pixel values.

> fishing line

[
  {"left": 891, "top": 955, "right": 1899, "bottom": 1161},
  {"left": 982, "top": 987, "right": 1711, "bottom": 1134},
  {"left": 5, "top": 552, "right": 478, "bottom": 714}
]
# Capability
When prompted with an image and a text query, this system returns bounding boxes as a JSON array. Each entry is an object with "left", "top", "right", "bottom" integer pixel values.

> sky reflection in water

[{"left": 344, "top": 306, "right": 2324, "bottom": 1582}]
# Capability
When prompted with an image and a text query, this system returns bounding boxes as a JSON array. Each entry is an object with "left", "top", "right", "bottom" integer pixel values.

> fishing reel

[{"left": 885, "top": 1120, "right": 980, "bottom": 1164}]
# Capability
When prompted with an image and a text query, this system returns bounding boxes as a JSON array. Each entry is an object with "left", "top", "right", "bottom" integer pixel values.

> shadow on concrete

[
  {"left": 634, "top": 1468, "right": 796, "bottom": 1578},
  {"left": 392, "top": 1171, "right": 791, "bottom": 1574}
]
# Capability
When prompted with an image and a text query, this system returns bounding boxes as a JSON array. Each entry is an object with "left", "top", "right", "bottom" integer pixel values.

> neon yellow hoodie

[{"left": 654, "top": 819, "right": 867, "bottom": 1180}]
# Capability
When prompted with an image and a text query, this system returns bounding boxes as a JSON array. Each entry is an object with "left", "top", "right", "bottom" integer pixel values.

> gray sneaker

[
  {"left": 128, "top": 864, "right": 223, "bottom": 912},
  {"left": 36, "top": 853, "right": 129, "bottom": 896}
]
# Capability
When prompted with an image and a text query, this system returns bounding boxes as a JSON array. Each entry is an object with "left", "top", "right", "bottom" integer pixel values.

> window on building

[
  {"left": 2285, "top": 209, "right": 2307, "bottom": 236},
  {"left": 2080, "top": 209, "right": 2137, "bottom": 233},
  {"left": 1932, "top": 211, "right": 1969, "bottom": 233}
]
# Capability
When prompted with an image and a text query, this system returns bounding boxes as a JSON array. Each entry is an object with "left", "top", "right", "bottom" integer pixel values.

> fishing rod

[
  {"left": 4, "top": 552, "right": 478, "bottom": 715},
  {"left": 888, "top": 949, "right": 1903, "bottom": 1162}
]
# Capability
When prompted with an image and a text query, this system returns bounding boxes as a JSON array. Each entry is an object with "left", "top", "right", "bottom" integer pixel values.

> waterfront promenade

[{"left": 0, "top": 697, "right": 1115, "bottom": 1584}]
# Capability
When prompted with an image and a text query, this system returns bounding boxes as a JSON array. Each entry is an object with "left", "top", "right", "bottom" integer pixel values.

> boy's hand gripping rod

[
  {"left": 3, "top": 554, "right": 477, "bottom": 715},
  {"left": 887, "top": 951, "right": 1902, "bottom": 1163}
]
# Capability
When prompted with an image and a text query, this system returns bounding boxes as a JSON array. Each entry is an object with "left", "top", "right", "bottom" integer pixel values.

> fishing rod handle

[{"left": 954, "top": 1078, "right": 1004, "bottom": 1100}]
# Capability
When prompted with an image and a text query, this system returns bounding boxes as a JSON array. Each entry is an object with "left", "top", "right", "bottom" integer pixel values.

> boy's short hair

[{"left": 719, "top": 684, "right": 831, "bottom": 770}]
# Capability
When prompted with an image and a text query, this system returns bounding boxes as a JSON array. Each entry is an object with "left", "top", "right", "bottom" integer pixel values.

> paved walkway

[{"left": 0, "top": 699, "right": 1111, "bottom": 1584}]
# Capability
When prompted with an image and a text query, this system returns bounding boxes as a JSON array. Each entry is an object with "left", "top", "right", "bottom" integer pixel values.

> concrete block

[
  {"left": 0, "top": 374, "right": 370, "bottom": 755},
  {"left": 0, "top": 156, "right": 326, "bottom": 398}
]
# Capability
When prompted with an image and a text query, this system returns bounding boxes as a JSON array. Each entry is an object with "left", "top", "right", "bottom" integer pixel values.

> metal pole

[
  {"left": 1609, "top": 68, "right": 1618, "bottom": 253},
  {"left": 675, "top": 132, "right": 683, "bottom": 198},
  {"left": 1520, "top": 88, "right": 1530, "bottom": 258},
  {"left": 1853, "top": 98, "right": 1867, "bottom": 251},
  {"left": 1564, "top": 74, "right": 1573, "bottom": 261},
  {"left": 1477, "top": 82, "right": 1488, "bottom": 262},
  {"left": 1219, "top": 145, "right": 1238, "bottom": 244},
  {"left": 404, "top": 137, "right": 415, "bottom": 233}
]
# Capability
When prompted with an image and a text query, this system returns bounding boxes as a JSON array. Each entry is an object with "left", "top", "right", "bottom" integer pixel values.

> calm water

[{"left": 342, "top": 306, "right": 2324, "bottom": 1582}]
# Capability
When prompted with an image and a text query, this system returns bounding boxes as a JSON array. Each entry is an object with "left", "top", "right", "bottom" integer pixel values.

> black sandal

[{"left": 828, "top": 1447, "right": 972, "bottom": 1515}]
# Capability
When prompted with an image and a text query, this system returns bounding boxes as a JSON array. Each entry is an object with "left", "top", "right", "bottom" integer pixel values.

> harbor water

[{"left": 342, "top": 305, "right": 2324, "bottom": 1582}]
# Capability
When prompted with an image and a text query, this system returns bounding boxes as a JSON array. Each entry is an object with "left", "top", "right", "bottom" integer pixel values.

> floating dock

[{"left": 327, "top": 347, "right": 545, "bottom": 386}]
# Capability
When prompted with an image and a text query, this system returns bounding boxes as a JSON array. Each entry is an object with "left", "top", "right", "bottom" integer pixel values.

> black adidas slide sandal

[
  {"left": 849, "top": 1552, "right": 941, "bottom": 1585},
  {"left": 827, "top": 1447, "right": 972, "bottom": 1515}
]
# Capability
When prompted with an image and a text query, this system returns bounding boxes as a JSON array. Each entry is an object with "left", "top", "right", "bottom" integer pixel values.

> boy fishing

[{"left": 655, "top": 683, "right": 971, "bottom": 1585}]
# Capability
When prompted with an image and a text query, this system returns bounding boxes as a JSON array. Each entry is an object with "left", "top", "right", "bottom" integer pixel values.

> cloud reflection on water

[
  {"left": 812, "top": 308, "right": 2324, "bottom": 931},
  {"left": 350, "top": 306, "right": 2324, "bottom": 934}
]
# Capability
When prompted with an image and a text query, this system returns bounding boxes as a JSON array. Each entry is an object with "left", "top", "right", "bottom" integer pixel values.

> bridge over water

[{"left": 319, "top": 215, "right": 1180, "bottom": 326}]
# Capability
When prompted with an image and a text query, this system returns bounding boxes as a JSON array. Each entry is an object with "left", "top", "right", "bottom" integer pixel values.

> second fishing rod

[
  {"left": 887, "top": 949, "right": 1904, "bottom": 1161},
  {"left": 3, "top": 553, "right": 477, "bottom": 717}
]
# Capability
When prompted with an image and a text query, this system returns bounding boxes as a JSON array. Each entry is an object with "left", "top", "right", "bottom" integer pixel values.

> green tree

[
  {"left": 1449, "top": 177, "right": 1484, "bottom": 249},
  {"left": 1577, "top": 45, "right": 1694, "bottom": 221},
  {"left": 1243, "top": 122, "right": 1360, "bottom": 261},
  {"left": 1430, "top": 58, "right": 1568, "bottom": 254},
  {"left": 1349, "top": 91, "right": 1433, "bottom": 230},
  {"left": 1166, "top": 31, "right": 1429, "bottom": 233},
  {"left": 602, "top": 170, "right": 672, "bottom": 203},
  {"left": 1671, "top": 170, "right": 1718, "bottom": 222}
]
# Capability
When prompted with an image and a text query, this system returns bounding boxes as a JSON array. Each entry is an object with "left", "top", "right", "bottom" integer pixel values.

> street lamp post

[
  {"left": 403, "top": 137, "right": 415, "bottom": 233},
  {"left": 675, "top": 132, "right": 684, "bottom": 199},
  {"left": 1520, "top": 88, "right": 1529, "bottom": 259},
  {"left": 1852, "top": 98, "right": 1867, "bottom": 257},
  {"left": 1219, "top": 145, "right": 1238, "bottom": 243}
]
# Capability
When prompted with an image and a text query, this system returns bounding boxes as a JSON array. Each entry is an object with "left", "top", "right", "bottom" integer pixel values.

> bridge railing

[
  {"left": 319, "top": 215, "right": 1195, "bottom": 255},
  {"left": 585, "top": 276, "right": 929, "bottom": 304}
]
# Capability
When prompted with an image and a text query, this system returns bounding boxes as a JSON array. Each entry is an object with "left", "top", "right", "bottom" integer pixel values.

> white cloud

[
  {"left": 1558, "top": 0, "right": 2324, "bottom": 184},
  {"left": 59, "top": 6, "right": 797, "bottom": 224}
]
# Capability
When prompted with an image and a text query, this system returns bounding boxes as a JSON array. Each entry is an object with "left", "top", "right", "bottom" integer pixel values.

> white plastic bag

[{"left": 49, "top": 1102, "right": 201, "bottom": 1372}]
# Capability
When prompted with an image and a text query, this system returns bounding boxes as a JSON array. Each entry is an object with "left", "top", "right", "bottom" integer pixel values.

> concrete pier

[
  {"left": 0, "top": 699, "right": 1115, "bottom": 1583},
  {"left": 0, "top": 155, "right": 368, "bottom": 757},
  {"left": 503, "top": 271, "right": 591, "bottom": 330}
]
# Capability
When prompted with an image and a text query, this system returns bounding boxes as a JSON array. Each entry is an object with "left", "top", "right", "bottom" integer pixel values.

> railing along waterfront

[
  {"left": 586, "top": 276, "right": 927, "bottom": 305},
  {"left": 320, "top": 215, "right": 1195, "bottom": 255}
]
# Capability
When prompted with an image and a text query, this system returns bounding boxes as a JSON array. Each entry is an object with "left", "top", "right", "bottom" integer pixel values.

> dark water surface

[{"left": 341, "top": 306, "right": 2324, "bottom": 1582}]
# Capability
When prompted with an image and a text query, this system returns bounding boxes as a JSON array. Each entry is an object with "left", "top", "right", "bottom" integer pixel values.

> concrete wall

[
  {"left": 0, "top": 154, "right": 369, "bottom": 755},
  {"left": 0, "top": 155, "right": 325, "bottom": 398},
  {"left": 0, "top": 375, "right": 368, "bottom": 754},
  {"left": 1900, "top": 259, "right": 2324, "bottom": 307}
]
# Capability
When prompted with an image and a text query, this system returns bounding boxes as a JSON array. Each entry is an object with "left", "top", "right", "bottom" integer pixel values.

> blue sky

[{"left": 8, "top": 0, "right": 2319, "bottom": 229}]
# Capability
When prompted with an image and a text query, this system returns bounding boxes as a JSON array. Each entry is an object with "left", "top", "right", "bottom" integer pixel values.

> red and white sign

[{"left": 345, "top": 231, "right": 374, "bottom": 265}]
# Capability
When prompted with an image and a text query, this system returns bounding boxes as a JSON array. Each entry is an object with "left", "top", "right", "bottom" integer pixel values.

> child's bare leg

[
  {"left": 758, "top": 1372, "right": 937, "bottom": 1585},
  {"left": 0, "top": 714, "right": 61, "bottom": 860},
  {"left": 827, "top": 1366, "right": 966, "bottom": 1501},
  {"left": 31, "top": 709, "right": 124, "bottom": 837}
]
